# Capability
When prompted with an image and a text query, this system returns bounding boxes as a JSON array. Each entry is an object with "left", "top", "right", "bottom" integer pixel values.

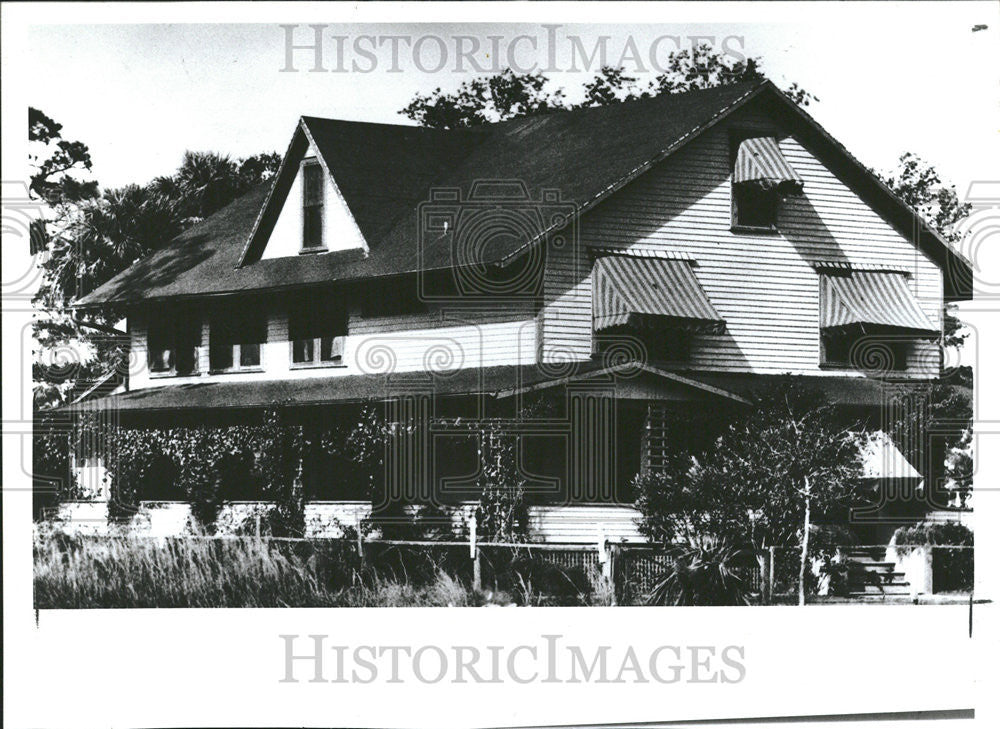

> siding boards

[
  {"left": 129, "top": 302, "right": 537, "bottom": 390},
  {"left": 540, "top": 105, "right": 943, "bottom": 376}
]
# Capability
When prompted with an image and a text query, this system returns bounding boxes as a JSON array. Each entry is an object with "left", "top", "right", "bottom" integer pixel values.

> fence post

[
  {"left": 597, "top": 527, "right": 617, "bottom": 605},
  {"left": 608, "top": 543, "right": 619, "bottom": 606},
  {"left": 255, "top": 513, "right": 261, "bottom": 539},
  {"left": 768, "top": 546, "right": 776, "bottom": 604},
  {"left": 469, "top": 514, "right": 480, "bottom": 591},
  {"left": 356, "top": 521, "right": 365, "bottom": 564}
]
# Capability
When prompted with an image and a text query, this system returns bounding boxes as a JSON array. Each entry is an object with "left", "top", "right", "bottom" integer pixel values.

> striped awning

[
  {"left": 820, "top": 271, "right": 938, "bottom": 336},
  {"left": 733, "top": 137, "right": 804, "bottom": 195},
  {"left": 592, "top": 255, "right": 725, "bottom": 334},
  {"left": 860, "top": 431, "right": 922, "bottom": 480}
]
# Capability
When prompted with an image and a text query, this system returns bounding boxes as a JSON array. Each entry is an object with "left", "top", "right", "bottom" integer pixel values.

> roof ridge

[{"left": 298, "top": 79, "right": 766, "bottom": 131}]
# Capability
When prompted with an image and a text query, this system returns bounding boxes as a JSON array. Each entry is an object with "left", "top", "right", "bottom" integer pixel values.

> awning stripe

[
  {"left": 733, "top": 137, "right": 804, "bottom": 194},
  {"left": 592, "top": 256, "right": 725, "bottom": 334},
  {"left": 820, "top": 271, "right": 938, "bottom": 336}
]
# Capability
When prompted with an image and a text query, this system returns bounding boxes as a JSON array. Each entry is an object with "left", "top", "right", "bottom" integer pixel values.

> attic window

[
  {"left": 302, "top": 160, "right": 325, "bottom": 252},
  {"left": 730, "top": 134, "right": 803, "bottom": 232}
]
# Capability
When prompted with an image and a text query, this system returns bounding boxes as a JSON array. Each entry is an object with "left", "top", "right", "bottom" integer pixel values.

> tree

[
  {"left": 29, "top": 107, "right": 98, "bottom": 206},
  {"left": 881, "top": 154, "right": 974, "bottom": 505},
  {"left": 635, "top": 382, "right": 868, "bottom": 604},
  {"left": 30, "top": 109, "right": 282, "bottom": 408},
  {"left": 400, "top": 45, "right": 815, "bottom": 129}
]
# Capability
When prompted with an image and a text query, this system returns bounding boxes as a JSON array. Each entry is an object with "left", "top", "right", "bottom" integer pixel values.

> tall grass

[
  {"left": 34, "top": 532, "right": 341, "bottom": 608},
  {"left": 33, "top": 531, "right": 611, "bottom": 608}
]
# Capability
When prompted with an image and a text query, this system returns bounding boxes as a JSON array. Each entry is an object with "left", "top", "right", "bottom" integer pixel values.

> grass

[{"left": 33, "top": 530, "right": 613, "bottom": 608}]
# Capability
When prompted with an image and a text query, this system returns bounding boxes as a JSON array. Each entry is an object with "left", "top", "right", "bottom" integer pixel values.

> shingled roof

[{"left": 74, "top": 79, "right": 970, "bottom": 308}]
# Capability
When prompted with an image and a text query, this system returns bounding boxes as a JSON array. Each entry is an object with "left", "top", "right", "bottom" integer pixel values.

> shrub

[
  {"left": 646, "top": 537, "right": 750, "bottom": 606},
  {"left": 501, "top": 555, "right": 592, "bottom": 606},
  {"left": 893, "top": 521, "right": 973, "bottom": 592}
]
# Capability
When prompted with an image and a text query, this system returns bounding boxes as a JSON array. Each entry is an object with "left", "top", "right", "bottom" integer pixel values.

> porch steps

[{"left": 844, "top": 549, "right": 910, "bottom": 597}]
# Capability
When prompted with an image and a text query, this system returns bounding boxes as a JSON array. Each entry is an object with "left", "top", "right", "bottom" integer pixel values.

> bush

[
  {"left": 501, "top": 555, "right": 592, "bottom": 605},
  {"left": 893, "top": 521, "right": 973, "bottom": 592},
  {"left": 646, "top": 537, "right": 750, "bottom": 606}
]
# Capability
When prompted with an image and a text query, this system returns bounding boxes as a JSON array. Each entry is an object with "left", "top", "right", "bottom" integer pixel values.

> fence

[{"left": 37, "top": 529, "right": 975, "bottom": 605}]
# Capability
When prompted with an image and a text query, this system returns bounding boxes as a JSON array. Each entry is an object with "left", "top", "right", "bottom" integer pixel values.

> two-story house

[{"left": 62, "top": 79, "right": 970, "bottom": 542}]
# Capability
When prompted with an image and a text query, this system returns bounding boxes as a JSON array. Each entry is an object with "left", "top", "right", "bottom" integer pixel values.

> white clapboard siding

[
  {"left": 129, "top": 303, "right": 537, "bottom": 390},
  {"left": 540, "top": 104, "right": 943, "bottom": 376},
  {"left": 527, "top": 505, "right": 646, "bottom": 544}
]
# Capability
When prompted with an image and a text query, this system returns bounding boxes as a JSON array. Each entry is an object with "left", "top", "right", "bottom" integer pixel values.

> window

[
  {"left": 302, "top": 161, "right": 324, "bottom": 251},
  {"left": 732, "top": 183, "right": 778, "bottom": 230},
  {"left": 210, "top": 305, "right": 267, "bottom": 372},
  {"left": 289, "top": 299, "right": 347, "bottom": 367},
  {"left": 593, "top": 330, "right": 693, "bottom": 364},
  {"left": 820, "top": 330, "right": 909, "bottom": 371},
  {"left": 147, "top": 310, "right": 201, "bottom": 376},
  {"left": 728, "top": 130, "right": 799, "bottom": 232}
]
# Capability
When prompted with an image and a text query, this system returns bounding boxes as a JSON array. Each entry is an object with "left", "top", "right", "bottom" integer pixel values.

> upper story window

[
  {"left": 591, "top": 254, "right": 725, "bottom": 363},
  {"left": 210, "top": 304, "right": 267, "bottom": 372},
  {"left": 730, "top": 133, "right": 803, "bottom": 232},
  {"left": 289, "top": 298, "right": 347, "bottom": 367},
  {"left": 301, "top": 160, "right": 325, "bottom": 252},
  {"left": 147, "top": 310, "right": 201, "bottom": 377},
  {"left": 818, "top": 269, "right": 938, "bottom": 373},
  {"left": 733, "top": 183, "right": 778, "bottom": 229}
]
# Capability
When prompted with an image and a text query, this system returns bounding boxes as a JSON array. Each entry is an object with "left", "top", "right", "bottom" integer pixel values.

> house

[{"left": 59, "top": 79, "right": 970, "bottom": 542}]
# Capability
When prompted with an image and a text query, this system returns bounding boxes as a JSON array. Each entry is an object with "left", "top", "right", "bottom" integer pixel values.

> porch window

[
  {"left": 209, "top": 305, "right": 267, "bottom": 372},
  {"left": 301, "top": 160, "right": 325, "bottom": 252},
  {"left": 730, "top": 134, "right": 803, "bottom": 232},
  {"left": 289, "top": 298, "right": 347, "bottom": 367},
  {"left": 147, "top": 310, "right": 201, "bottom": 376}
]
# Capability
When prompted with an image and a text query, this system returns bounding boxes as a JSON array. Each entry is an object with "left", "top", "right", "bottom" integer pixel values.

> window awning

[
  {"left": 860, "top": 431, "right": 922, "bottom": 480},
  {"left": 733, "top": 137, "right": 804, "bottom": 195},
  {"left": 592, "top": 255, "right": 725, "bottom": 334},
  {"left": 820, "top": 271, "right": 938, "bottom": 337}
]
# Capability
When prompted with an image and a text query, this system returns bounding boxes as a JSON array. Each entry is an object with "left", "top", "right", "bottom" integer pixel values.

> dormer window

[
  {"left": 289, "top": 298, "right": 347, "bottom": 367},
  {"left": 301, "top": 160, "right": 325, "bottom": 252},
  {"left": 147, "top": 310, "right": 201, "bottom": 377},
  {"left": 209, "top": 304, "right": 267, "bottom": 372},
  {"left": 730, "top": 134, "right": 803, "bottom": 232}
]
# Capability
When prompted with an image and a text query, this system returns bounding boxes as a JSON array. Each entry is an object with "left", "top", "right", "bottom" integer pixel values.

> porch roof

[
  {"left": 684, "top": 372, "right": 914, "bottom": 407},
  {"left": 64, "top": 362, "right": 747, "bottom": 413}
]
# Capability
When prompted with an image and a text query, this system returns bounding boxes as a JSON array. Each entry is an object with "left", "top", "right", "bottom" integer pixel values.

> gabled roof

[{"left": 74, "top": 79, "right": 971, "bottom": 308}]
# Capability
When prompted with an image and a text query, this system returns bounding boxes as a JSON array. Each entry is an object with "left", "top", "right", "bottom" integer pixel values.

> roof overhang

[{"left": 63, "top": 362, "right": 749, "bottom": 414}]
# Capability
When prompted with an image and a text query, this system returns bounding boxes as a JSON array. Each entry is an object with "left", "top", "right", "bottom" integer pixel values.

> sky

[{"left": 24, "top": 6, "right": 1000, "bottom": 198}]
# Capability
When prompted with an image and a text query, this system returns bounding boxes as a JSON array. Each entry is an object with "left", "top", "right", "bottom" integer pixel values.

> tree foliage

[
  {"left": 635, "top": 382, "right": 868, "bottom": 601},
  {"left": 29, "top": 108, "right": 281, "bottom": 408},
  {"left": 881, "top": 154, "right": 974, "bottom": 503},
  {"left": 400, "top": 45, "right": 815, "bottom": 129}
]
